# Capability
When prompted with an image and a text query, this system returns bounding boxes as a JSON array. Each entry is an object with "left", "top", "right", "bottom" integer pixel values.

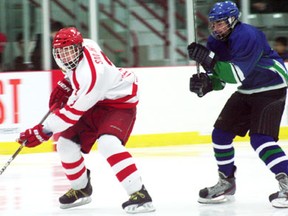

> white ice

[{"left": 1, "top": 142, "right": 288, "bottom": 216}]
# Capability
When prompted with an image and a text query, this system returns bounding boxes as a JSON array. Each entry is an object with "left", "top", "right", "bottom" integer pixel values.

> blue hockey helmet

[
  {"left": 209, "top": 1, "right": 239, "bottom": 22},
  {"left": 208, "top": 1, "right": 240, "bottom": 40}
]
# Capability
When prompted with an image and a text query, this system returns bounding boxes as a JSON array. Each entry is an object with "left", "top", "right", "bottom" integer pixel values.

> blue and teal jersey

[{"left": 207, "top": 22, "right": 288, "bottom": 93}]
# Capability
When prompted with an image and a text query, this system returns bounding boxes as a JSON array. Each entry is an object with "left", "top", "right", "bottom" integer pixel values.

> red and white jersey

[{"left": 44, "top": 39, "right": 139, "bottom": 134}]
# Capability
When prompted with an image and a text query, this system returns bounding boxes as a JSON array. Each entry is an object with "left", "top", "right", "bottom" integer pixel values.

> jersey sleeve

[
  {"left": 209, "top": 74, "right": 226, "bottom": 90},
  {"left": 208, "top": 25, "right": 264, "bottom": 84}
]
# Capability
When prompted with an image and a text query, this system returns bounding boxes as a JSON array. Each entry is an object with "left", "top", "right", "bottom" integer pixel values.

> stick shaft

[
  {"left": 0, "top": 109, "right": 52, "bottom": 175},
  {"left": 193, "top": 0, "right": 200, "bottom": 75},
  {"left": 192, "top": 1, "right": 204, "bottom": 97}
]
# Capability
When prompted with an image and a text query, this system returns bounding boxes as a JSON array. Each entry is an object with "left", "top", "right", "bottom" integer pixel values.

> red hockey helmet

[
  {"left": 52, "top": 27, "right": 83, "bottom": 71},
  {"left": 52, "top": 27, "right": 83, "bottom": 48}
]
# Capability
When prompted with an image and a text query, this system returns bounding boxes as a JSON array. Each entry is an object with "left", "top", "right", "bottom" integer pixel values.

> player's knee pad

[
  {"left": 98, "top": 134, "right": 123, "bottom": 158},
  {"left": 212, "top": 128, "right": 235, "bottom": 144},
  {"left": 56, "top": 137, "right": 80, "bottom": 155},
  {"left": 250, "top": 133, "right": 275, "bottom": 150}
]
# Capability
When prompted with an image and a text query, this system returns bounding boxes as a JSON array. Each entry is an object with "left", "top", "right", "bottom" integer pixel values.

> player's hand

[
  {"left": 17, "top": 124, "right": 52, "bottom": 148},
  {"left": 190, "top": 73, "right": 213, "bottom": 97},
  {"left": 49, "top": 78, "right": 72, "bottom": 109},
  {"left": 187, "top": 42, "right": 218, "bottom": 71}
]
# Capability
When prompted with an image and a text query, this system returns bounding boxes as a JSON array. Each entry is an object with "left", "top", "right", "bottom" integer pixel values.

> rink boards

[{"left": 1, "top": 65, "right": 288, "bottom": 154}]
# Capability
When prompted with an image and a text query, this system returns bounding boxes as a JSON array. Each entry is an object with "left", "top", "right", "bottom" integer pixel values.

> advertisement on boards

[{"left": 0, "top": 70, "right": 63, "bottom": 142}]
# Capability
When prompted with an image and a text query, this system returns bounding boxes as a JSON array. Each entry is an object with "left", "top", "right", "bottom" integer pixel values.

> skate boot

[
  {"left": 122, "top": 185, "right": 156, "bottom": 214},
  {"left": 59, "top": 169, "right": 93, "bottom": 209},
  {"left": 198, "top": 167, "right": 236, "bottom": 204},
  {"left": 269, "top": 173, "right": 288, "bottom": 208}
]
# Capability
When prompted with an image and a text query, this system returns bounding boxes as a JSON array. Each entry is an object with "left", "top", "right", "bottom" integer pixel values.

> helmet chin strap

[
  {"left": 228, "top": 17, "right": 238, "bottom": 29},
  {"left": 61, "top": 69, "right": 67, "bottom": 74}
]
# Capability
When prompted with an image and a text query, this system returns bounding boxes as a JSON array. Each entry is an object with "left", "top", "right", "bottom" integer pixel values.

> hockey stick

[
  {"left": 193, "top": 0, "right": 200, "bottom": 77},
  {"left": 191, "top": 0, "right": 204, "bottom": 97},
  {"left": 0, "top": 109, "right": 53, "bottom": 175}
]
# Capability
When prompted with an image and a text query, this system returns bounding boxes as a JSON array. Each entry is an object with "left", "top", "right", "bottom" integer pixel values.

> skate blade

[
  {"left": 198, "top": 195, "right": 234, "bottom": 204},
  {"left": 60, "top": 197, "right": 92, "bottom": 209},
  {"left": 124, "top": 202, "right": 156, "bottom": 214},
  {"left": 271, "top": 198, "right": 288, "bottom": 208}
]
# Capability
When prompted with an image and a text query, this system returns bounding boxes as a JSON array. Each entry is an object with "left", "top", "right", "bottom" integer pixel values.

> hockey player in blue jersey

[{"left": 187, "top": 1, "right": 288, "bottom": 208}]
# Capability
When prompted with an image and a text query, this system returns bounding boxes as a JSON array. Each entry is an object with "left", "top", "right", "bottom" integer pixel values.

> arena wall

[{"left": 1, "top": 65, "right": 288, "bottom": 154}]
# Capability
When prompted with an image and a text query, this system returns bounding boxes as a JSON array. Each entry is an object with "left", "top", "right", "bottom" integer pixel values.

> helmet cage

[
  {"left": 53, "top": 44, "right": 82, "bottom": 71},
  {"left": 209, "top": 17, "right": 238, "bottom": 41}
]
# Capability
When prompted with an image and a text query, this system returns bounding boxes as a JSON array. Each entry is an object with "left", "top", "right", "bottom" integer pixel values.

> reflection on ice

[{"left": 1, "top": 143, "right": 288, "bottom": 216}]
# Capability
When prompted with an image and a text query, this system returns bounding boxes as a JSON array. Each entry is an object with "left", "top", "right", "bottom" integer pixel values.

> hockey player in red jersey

[{"left": 17, "top": 27, "right": 155, "bottom": 214}]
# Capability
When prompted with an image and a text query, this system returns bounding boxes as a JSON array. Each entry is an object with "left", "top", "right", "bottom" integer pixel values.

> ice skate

[
  {"left": 122, "top": 185, "right": 155, "bottom": 214},
  {"left": 269, "top": 173, "right": 288, "bottom": 208},
  {"left": 198, "top": 168, "right": 236, "bottom": 204},
  {"left": 59, "top": 169, "right": 93, "bottom": 209}
]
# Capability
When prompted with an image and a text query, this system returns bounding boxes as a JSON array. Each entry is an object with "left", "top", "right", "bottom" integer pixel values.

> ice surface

[{"left": 1, "top": 142, "right": 288, "bottom": 216}]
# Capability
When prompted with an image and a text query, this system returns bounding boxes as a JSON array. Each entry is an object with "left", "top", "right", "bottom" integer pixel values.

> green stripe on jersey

[
  {"left": 272, "top": 60, "right": 288, "bottom": 83},
  {"left": 214, "top": 61, "right": 238, "bottom": 83}
]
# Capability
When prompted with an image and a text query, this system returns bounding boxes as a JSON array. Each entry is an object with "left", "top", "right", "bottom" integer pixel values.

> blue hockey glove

[
  {"left": 190, "top": 73, "right": 213, "bottom": 97},
  {"left": 187, "top": 42, "right": 218, "bottom": 71}
]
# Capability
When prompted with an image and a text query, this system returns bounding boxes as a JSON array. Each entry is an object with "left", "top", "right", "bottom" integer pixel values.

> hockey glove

[
  {"left": 49, "top": 78, "right": 72, "bottom": 109},
  {"left": 187, "top": 42, "right": 218, "bottom": 71},
  {"left": 190, "top": 72, "right": 213, "bottom": 97},
  {"left": 17, "top": 124, "right": 52, "bottom": 148}
]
